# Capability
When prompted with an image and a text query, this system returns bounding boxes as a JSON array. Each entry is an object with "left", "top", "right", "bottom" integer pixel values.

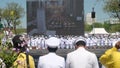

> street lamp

[
  {"left": 91, "top": 7, "right": 95, "bottom": 18},
  {"left": 91, "top": 7, "right": 96, "bottom": 35}
]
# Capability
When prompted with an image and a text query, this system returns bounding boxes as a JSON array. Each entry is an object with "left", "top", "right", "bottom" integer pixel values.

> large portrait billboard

[{"left": 27, "top": 0, "right": 84, "bottom": 35}]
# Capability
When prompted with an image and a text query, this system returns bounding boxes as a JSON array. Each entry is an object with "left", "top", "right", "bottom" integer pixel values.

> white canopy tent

[{"left": 89, "top": 28, "right": 109, "bottom": 34}]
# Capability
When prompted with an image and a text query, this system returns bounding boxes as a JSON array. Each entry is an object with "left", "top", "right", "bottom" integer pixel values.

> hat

[
  {"left": 46, "top": 37, "right": 60, "bottom": 48},
  {"left": 74, "top": 38, "right": 86, "bottom": 45},
  {"left": 74, "top": 38, "right": 86, "bottom": 43}
]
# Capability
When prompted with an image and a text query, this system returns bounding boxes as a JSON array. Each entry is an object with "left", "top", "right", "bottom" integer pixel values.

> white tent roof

[{"left": 89, "top": 28, "right": 109, "bottom": 34}]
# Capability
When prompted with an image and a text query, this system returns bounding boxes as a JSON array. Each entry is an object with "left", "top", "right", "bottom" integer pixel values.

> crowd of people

[
  {"left": 1, "top": 34, "right": 120, "bottom": 50},
  {"left": 0, "top": 33, "right": 120, "bottom": 68},
  {"left": 22, "top": 34, "right": 119, "bottom": 50},
  {"left": 1, "top": 31, "right": 120, "bottom": 50}
]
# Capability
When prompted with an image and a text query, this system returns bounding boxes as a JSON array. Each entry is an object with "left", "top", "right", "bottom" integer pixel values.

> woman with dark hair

[{"left": 12, "top": 35, "right": 35, "bottom": 68}]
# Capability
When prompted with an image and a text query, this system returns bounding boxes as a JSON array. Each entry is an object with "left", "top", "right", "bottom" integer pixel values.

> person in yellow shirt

[
  {"left": 99, "top": 40, "right": 120, "bottom": 68},
  {"left": 12, "top": 35, "right": 35, "bottom": 68}
]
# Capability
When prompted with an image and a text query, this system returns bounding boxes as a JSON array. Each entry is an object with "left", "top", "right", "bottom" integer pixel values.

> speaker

[{"left": 91, "top": 12, "right": 95, "bottom": 18}]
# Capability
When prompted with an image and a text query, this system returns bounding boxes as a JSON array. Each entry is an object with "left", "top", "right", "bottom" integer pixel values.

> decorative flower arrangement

[
  {"left": 0, "top": 58, "right": 6, "bottom": 68},
  {"left": 0, "top": 42, "right": 18, "bottom": 68}
]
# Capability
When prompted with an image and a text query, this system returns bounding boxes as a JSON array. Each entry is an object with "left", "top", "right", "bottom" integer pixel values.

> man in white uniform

[
  {"left": 37, "top": 37, "right": 65, "bottom": 68},
  {"left": 66, "top": 38, "right": 99, "bottom": 68}
]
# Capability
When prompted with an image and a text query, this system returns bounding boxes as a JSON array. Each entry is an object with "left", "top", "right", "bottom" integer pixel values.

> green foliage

[
  {"left": 0, "top": 23, "right": 3, "bottom": 29},
  {"left": 103, "top": 21, "right": 111, "bottom": 32},
  {"left": 2, "top": 2, "right": 25, "bottom": 34},
  {"left": 85, "top": 22, "right": 120, "bottom": 33},
  {"left": 0, "top": 45, "right": 18, "bottom": 68},
  {"left": 0, "top": 33, "right": 4, "bottom": 39},
  {"left": 0, "top": 8, "right": 2, "bottom": 17},
  {"left": 85, "top": 23, "right": 104, "bottom": 32},
  {"left": 110, "top": 24, "right": 120, "bottom": 32},
  {"left": 104, "top": 0, "right": 120, "bottom": 12},
  {"left": 103, "top": 0, "right": 120, "bottom": 20},
  {"left": 15, "top": 28, "right": 26, "bottom": 34},
  {"left": 92, "top": 23, "right": 104, "bottom": 28},
  {"left": 3, "top": 2, "right": 25, "bottom": 22},
  {"left": 85, "top": 23, "right": 92, "bottom": 32}
]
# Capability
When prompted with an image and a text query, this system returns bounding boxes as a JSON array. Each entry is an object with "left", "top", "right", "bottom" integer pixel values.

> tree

[
  {"left": 103, "top": 0, "right": 120, "bottom": 21},
  {"left": 0, "top": 9, "right": 1, "bottom": 23},
  {"left": 103, "top": 21, "right": 111, "bottom": 32},
  {"left": 92, "top": 22, "right": 103, "bottom": 28},
  {"left": 85, "top": 23, "right": 92, "bottom": 32},
  {"left": 0, "top": 8, "right": 3, "bottom": 30},
  {"left": 110, "top": 24, "right": 120, "bottom": 32},
  {"left": 2, "top": 2, "right": 25, "bottom": 34},
  {"left": 0, "top": 8, "right": 3, "bottom": 22}
]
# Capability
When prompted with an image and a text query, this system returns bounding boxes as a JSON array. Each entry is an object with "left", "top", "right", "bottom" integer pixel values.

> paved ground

[{"left": 29, "top": 49, "right": 107, "bottom": 68}]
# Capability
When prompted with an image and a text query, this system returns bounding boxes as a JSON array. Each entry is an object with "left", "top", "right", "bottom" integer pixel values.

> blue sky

[
  {"left": 0, "top": 0, "right": 26, "bottom": 28},
  {"left": 0, "top": 0, "right": 109, "bottom": 28}
]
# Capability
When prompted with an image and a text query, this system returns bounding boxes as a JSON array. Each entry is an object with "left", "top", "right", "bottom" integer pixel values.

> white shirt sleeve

[{"left": 92, "top": 54, "right": 99, "bottom": 68}]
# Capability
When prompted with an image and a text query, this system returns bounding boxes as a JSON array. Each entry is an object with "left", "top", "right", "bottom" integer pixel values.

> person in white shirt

[
  {"left": 37, "top": 37, "right": 65, "bottom": 68},
  {"left": 66, "top": 37, "right": 99, "bottom": 68}
]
